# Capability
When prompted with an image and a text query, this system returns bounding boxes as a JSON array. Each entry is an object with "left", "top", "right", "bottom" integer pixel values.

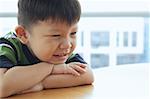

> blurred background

[{"left": 0, "top": 0, "right": 149, "bottom": 69}]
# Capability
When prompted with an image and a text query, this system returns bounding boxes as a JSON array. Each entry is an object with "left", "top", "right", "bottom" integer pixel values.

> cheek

[
  {"left": 72, "top": 39, "right": 76, "bottom": 48},
  {"left": 30, "top": 41, "right": 59, "bottom": 60},
  {"left": 70, "top": 39, "right": 76, "bottom": 51}
]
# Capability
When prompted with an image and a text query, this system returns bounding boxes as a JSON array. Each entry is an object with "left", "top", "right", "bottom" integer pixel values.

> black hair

[{"left": 18, "top": 0, "right": 81, "bottom": 29}]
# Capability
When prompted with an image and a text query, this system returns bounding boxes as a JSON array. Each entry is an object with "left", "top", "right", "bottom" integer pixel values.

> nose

[{"left": 60, "top": 38, "right": 72, "bottom": 49}]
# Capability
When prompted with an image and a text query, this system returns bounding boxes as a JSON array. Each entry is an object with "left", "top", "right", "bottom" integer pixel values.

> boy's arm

[
  {"left": 0, "top": 62, "right": 53, "bottom": 98},
  {"left": 41, "top": 54, "right": 94, "bottom": 89},
  {"left": 17, "top": 62, "right": 88, "bottom": 94},
  {"left": 51, "top": 62, "right": 87, "bottom": 76},
  {"left": 42, "top": 65, "right": 94, "bottom": 89},
  {"left": 16, "top": 82, "right": 44, "bottom": 94}
]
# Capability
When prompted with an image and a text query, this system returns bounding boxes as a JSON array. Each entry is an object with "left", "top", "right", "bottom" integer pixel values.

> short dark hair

[{"left": 18, "top": 0, "right": 81, "bottom": 29}]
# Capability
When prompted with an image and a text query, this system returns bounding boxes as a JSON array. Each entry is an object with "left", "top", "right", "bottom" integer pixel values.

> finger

[
  {"left": 73, "top": 62, "right": 87, "bottom": 68},
  {"left": 68, "top": 66, "right": 80, "bottom": 76},
  {"left": 71, "top": 65, "right": 86, "bottom": 74}
]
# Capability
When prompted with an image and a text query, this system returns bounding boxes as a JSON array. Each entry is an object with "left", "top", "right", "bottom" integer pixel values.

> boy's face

[{"left": 18, "top": 21, "right": 77, "bottom": 64}]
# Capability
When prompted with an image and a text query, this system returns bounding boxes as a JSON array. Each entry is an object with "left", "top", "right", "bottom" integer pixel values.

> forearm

[
  {"left": 17, "top": 83, "right": 43, "bottom": 95},
  {"left": 1, "top": 62, "right": 53, "bottom": 97},
  {"left": 42, "top": 67, "right": 94, "bottom": 89}
]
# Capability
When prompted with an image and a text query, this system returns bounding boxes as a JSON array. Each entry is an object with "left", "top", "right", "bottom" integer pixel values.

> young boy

[{"left": 0, "top": 0, "right": 94, "bottom": 98}]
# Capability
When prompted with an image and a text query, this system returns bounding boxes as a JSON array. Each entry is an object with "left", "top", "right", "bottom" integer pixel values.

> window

[
  {"left": 77, "top": 0, "right": 150, "bottom": 68},
  {"left": 76, "top": 17, "right": 149, "bottom": 68}
]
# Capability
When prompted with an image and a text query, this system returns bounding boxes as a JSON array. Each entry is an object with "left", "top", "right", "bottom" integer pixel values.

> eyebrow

[{"left": 49, "top": 27, "right": 78, "bottom": 33}]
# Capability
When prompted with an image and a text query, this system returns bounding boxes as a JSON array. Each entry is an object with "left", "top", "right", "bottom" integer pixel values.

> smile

[{"left": 53, "top": 53, "right": 67, "bottom": 57}]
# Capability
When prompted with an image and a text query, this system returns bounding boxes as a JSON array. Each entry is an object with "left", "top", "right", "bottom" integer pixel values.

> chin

[
  {"left": 49, "top": 61, "right": 66, "bottom": 65},
  {"left": 53, "top": 62, "right": 65, "bottom": 65}
]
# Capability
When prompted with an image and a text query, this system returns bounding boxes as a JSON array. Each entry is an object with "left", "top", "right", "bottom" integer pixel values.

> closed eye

[
  {"left": 70, "top": 32, "right": 77, "bottom": 35},
  {"left": 51, "top": 35, "right": 61, "bottom": 37}
]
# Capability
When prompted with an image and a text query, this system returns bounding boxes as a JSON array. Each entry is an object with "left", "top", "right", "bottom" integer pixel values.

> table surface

[{"left": 4, "top": 63, "right": 150, "bottom": 99}]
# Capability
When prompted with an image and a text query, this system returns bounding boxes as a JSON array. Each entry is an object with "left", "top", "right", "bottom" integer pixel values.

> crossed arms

[{"left": 0, "top": 62, "right": 94, "bottom": 97}]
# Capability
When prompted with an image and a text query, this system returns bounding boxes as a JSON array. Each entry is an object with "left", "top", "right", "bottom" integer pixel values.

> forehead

[
  {"left": 35, "top": 20, "right": 78, "bottom": 30},
  {"left": 28, "top": 20, "right": 78, "bottom": 35}
]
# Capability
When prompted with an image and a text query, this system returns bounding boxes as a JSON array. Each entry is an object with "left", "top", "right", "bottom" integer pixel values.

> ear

[{"left": 15, "top": 25, "right": 29, "bottom": 44}]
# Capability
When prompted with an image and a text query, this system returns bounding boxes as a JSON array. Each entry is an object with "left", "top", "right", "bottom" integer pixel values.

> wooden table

[{"left": 4, "top": 63, "right": 149, "bottom": 99}]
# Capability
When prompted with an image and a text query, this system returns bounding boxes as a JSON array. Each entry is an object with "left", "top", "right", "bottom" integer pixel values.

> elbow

[
  {"left": 87, "top": 73, "right": 94, "bottom": 84},
  {"left": 0, "top": 85, "right": 7, "bottom": 98},
  {"left": 0, "top": 90, "right": 7, "bottom": 98},
  {"left": 0, "top": 83, "right": 14, "bottom": 98},
  {"left": 0, "top": 88, "right": 14, "bottom": 98},
  {"left": 0, "top": 87, "right": 9, "bottom": 98},
  {"left": 0, "top": 81, "right": 5, "bottom": 98},
  {"left": 84, "top": 68, "right": 94, "bottom": 85}
]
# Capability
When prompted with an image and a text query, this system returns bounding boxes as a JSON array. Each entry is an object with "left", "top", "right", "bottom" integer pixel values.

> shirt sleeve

[
  {"left": 0, "top": 38, "right": 18, "bottom": 68},
  {"left": 65, "top": 53, "right": 87, "bottom": 64},
  {"left": 0, "top": 55, "right": 14, "bottom": 68}
]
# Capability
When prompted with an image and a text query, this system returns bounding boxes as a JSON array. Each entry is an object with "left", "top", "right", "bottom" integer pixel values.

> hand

[
  {"left": 65, "top": 62, "right": 87, "bottom": 76},
  {"left": 52, "top": 62, "right": 87, "bottom": 76}
]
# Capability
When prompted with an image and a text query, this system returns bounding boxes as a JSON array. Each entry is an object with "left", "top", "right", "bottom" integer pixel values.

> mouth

[
  {"left": 51, "top": 50, "right": 71, "bottom": 63},
  {"left": 51, "top": 53, "right": 68, "bottom": 63},
  {"left": 53, "top": 53, "right": 68, "bottom": 57}
]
